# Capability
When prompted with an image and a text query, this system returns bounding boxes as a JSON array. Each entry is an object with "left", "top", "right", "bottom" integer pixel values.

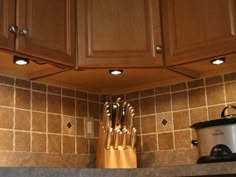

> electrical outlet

[{"left": 84, "top": 117, "right": 94, "bottom": 139}]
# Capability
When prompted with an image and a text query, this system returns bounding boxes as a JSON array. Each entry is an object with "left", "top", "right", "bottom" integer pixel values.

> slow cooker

[{"left": 191, "top": 105, "right": 236, "bottom": 163}]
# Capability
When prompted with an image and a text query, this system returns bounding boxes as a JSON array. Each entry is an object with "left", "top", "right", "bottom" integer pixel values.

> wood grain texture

[
  {"left": 0, "top": 0, "right": 15, "bottom": 50},
  {"left": 15, "top": 0, "right": 76, "bottom": 67},
  {"left": 162, "top": 0, "right": 236, "bottom": 66},
  {"left": 77, "top": 0, "right": 163, "bottom": 68}
]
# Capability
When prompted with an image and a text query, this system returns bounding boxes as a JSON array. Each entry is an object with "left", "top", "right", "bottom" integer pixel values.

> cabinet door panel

[
  {"left": 77, "top": 0, "right": 163, "bottom": 67},
  {"left": 16, "top": 0, "right": 75, "bottom": 66},
  {"left": 0, "top": 0, "right": 15, "bottom": 50},
  {"left": 163, "top": 0, "right": 236, "bottom": 66}
]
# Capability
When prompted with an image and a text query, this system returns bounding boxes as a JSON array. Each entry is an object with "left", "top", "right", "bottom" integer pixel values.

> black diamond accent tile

[
  {"left": 67, "top": 122, "right": 72, "bottom": 129},
  {"left": 161, "top": 119, "right": 168, "bottom": 126}
]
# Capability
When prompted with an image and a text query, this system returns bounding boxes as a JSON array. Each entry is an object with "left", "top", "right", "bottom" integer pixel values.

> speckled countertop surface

[{"left": 0, "top": 162, "right": 235, "bottom": 177}]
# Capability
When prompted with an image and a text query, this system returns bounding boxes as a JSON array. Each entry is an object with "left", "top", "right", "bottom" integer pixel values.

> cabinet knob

[
  {"left": 20, "top": 28, "right": 29, "bottom": 36},
  {"left": 155, "top": 45, "right": 162, "bottom": 54},
  {"left": 9, "top": 25, "right": 18, "bottom": 33}
]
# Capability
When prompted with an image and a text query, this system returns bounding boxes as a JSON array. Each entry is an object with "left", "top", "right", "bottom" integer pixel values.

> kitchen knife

[
  {"left": 120, "top": 101, "right": 127, "bottom": 130},
  {"left": 129, "top": 112, "right": 135, "bottom": 132},
  {"left": 105, "top": 127, "right": 113, "bottom": 150},
  {"left": 115, "top": 97, "right": 121, "bottom": 127},
  {"left": 111, "top": 104, "right": 117, "bottom": 129},
  {"left": 113, "top": 128, "right": 121, "bottom": 150},
  {"left": 104, "top": 112, "right": 111, "bottom": 133},
  {"left": 122, "top": 127, "right": 128, "bottom": 149},
  {"left": 130, "top": 127, "right": 137, "bottom": 149},
  {"left": 125, "top": 104, "right": 131, "bottom": 130},
  {"left": 126, "top": 106, "right": 133, "bottom": 132},
  {"left": 102, "top": 102, "right": 109, "bottom": 124}
]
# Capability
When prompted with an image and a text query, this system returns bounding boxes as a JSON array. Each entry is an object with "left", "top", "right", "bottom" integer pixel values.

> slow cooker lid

[{"left": 191, "top": 118, "right": 236, "bottom": 129}]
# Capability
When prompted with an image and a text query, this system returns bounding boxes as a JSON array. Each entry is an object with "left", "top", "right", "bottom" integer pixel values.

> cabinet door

[
  {"left": 16, "top": 0, "right": 75, "bottom": 67},
  {"left": 77, "top": 0, "right": 163, "bottom": 68},
  {"left": 162, "top": 0, "right": 236, "bottom": 66},
  {"left": 0, "top": 0, "right": 15, "bottom": 50}
]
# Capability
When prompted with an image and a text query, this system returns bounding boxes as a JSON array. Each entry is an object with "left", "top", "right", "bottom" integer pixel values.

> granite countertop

[{"left": 0, "top": 162, "right": 235, "bottom": 177}]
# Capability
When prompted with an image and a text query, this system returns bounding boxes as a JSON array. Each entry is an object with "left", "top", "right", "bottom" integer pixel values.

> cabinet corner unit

[
  {"left": 76, "top": 0, "right": 164, "bottom": 68},
  {"left": 0, "top": 0, "right": 76, "bottom": 67}
]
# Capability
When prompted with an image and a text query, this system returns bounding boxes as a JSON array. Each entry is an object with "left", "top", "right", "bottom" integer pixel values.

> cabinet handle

[
  {"left": 9, "top": 25, "right": 18, "bottom": 33},
  {"left": 155, "top": 45, "right": 162, "bottom": 54},
  {"left": 20, "top": 28, "right": 29, "bottom": 36}
]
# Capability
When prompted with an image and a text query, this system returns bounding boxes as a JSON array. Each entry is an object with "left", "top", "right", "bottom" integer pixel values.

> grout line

[
  {"left": 46, "top": 85, "right": 49, "bottom": 153},
  {"left": 153, "top": 89, "right": 159, "bottom": 151},
  {"left": 186, "top": 82, "right": 192, "bottom": 150},
  {"left": 13, "top": 78, "right": 16, "bottom": 152},
  {"left": 169, "top": 84, "right": 175, "bottom": 150},
  {"left": 30, "top": 81, "right": 33, "bottom": 152}
]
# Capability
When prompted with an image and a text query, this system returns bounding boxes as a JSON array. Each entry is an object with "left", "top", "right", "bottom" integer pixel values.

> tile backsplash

[
  {"left": 0, "top": 71, "right": 236, "bottom": 168},
  {"left": 115, "top": 72, "right": 236, "bottom": 167},
  {"left": 0, "top": 75, "right": 102, "bottom": 167}
]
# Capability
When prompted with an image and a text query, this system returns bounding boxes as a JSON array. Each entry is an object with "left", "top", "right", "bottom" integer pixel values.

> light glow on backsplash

[{"left": 0, "top": 71, "right": 236, "bottom": 167}]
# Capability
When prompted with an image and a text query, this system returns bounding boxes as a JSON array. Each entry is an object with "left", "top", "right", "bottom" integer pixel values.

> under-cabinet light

[
  {"left": 13, "top": 56, "right": 29, "bottom": 65},
  {"left": 109, "top": 69, "right": 123, "bottom": 75},
  {"left": 210, "top": 57, "right": 225, "bottom": 65}
]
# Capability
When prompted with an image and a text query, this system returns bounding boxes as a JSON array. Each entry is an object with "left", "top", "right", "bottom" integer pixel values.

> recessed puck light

[
  {"left": 210, "top": 57, "right": 225, "bottom": 65},
  {"left": 109, "top": 69, "right": 123, "bottom": 75},
  {"left": 13, "top": 56, "right": 29, "bottom": 65}
]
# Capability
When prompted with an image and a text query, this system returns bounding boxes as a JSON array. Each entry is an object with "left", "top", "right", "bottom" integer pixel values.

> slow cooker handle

[
  {"left": 221, "top": 105, "right": 236, "bottom": 118},
  {"left": 191, "top": 140, "right": 198, "bottom": 146}
]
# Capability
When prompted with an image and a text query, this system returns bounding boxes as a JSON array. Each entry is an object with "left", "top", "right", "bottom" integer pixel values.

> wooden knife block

[{"left": 96, "top": 123, "right": 137, "bottom": 168}]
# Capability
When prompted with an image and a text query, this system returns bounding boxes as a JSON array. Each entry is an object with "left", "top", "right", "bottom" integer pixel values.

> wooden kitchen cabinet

[
  {"left": 162, "top": 0, "right": 236, "bottom": 66},
  {"left": 76, "top": 0, "right": 163, "bottom": 68},
  {"left": 0, "top": 0, "right": 15, "bottom": 50},
  {"left": 0, "top": 0, "right": 75, "bottom": 67}
]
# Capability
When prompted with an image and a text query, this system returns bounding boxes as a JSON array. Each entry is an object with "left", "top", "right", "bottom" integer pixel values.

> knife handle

[
  {"left": 113, "top": 128, "right": 121, "bottom": 150},
  {"left": 130, "top": 128, "right": 137, "bottom": 149},
  {"left": 122, "top": 128, "right": 128, "bottom": 149},
  {"left": 105, "top": 128, "right": 113, "bottom": 150}
]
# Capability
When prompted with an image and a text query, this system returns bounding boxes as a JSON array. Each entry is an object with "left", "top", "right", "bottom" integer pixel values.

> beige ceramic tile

[
  {"left": 76, "top": 99, "right": 88, "bottom": 117},
  {"left": 206, "top": 84, "right": 225, "bottom": 105},
  {"left": 158, "top": 132, "right": 174, "bottom": 150},
  {"left": 48, "top": 94, "right": 61, "bottom": 114},
  {"left": 225, "top": 82, "right": 236, "bottom": 102},
  {"left": 32, "top": 133, "right": 46, "bottom": 153},
  {"left": 190, "top": 107, "right": 208, "bottom": 125},
  {"left": 15, "top": 132, "right": 30, "bottom": 152},
  {"left": 63, "top": 97, "right": 75, "bottom": 116},
  {"left": 48, "top": 114, "right": 62, "bottom": 133},
  {"left": 88, "top": 102, "right": 99, "bottom": 118},
  {"left": 156, "top": 94, "right": 171, "bottom": 113},
  {"left": 0, "top": 130, "right": 13, "bottom": 150},
  {"left": 174, "top": 130, "right": 191, "bottom": 149},
  {"left": 63, "top": 136, "right": 75, "bottom": 154},
  {"left": 32, "top": 112, "right": 46, "bottom": 132},
  {"left": 172, "top": 91, "right": 188, "bottom": 111},
  {"left": 76, "top": 118, "right": 84, "bottom": 136},
  {"left": 32, "top": 91, "right": 46, "bottom": 112},
  {"left": 0, "top": 107, "right": 13, "bottom": 129},
  {"left": 140, "top": 97, "right": 155, "bottom": 115},
  {"left": 15, "top": 109, "right": 30, "bottom": 130},
  {"left": 173, "top": 110, "right": 190, "bottom": 130},
  {"left": 142, "top": 134, "right": 157, "bottom": 152},
  {"left": 0, "top": 85, "right": 14, "bottom": 107},
  {"left": 77, "top": 137, "right": 88, "bottom": 154},
  {"left": 48, "top": 134, "right": 61, "bottom": 154},
  {"left": 15, "top": 88, "right": 30, "bottom": 109},
  {"left": 141, "top": 115, "right": 156, "bottom": 134},
  {"left": 188, "top": 88, "right": 206, "bottom": 108}
]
